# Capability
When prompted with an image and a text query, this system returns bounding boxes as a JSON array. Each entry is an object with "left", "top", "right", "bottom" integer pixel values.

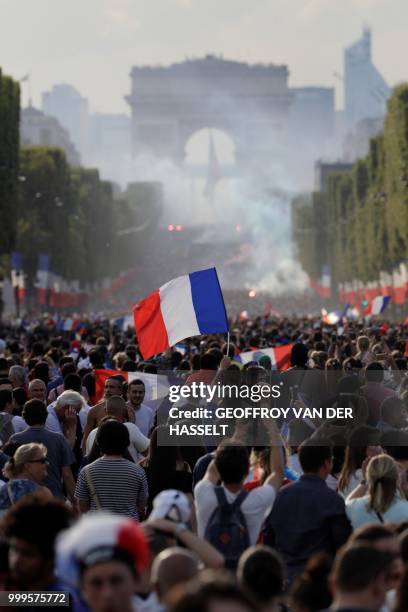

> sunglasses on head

[{"left": 28, "top": 457, "right": 48, "bottom": 464}]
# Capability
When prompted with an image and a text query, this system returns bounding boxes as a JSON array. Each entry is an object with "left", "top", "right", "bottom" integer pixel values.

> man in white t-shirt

[
  {"left": 195, "top": 420, "right": 283, "bottom": 550},
  {"left": 86, "top": 395, "right": 149, "bottom": 461},
  {"left": 126, "top": 379, "right": 154, "bottom": 437}
]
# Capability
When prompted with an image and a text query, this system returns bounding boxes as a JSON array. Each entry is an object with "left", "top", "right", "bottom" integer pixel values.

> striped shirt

[{"left": 75, "top": 457, "right": 148, "bottom": 520}]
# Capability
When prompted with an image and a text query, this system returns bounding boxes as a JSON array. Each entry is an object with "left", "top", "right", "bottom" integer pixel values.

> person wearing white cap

[
  {"left": 146, "top": 489, "right": 224, "bottom": 570},
  {"left": 130, "top": 491, "right": 223, "bottom": 611},
  {"left": 148, "top": 489, "right": 191, "bottom": 525}
]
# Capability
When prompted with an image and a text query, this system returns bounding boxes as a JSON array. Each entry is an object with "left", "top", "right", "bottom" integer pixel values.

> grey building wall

[
  {"left": 42, "top": 84, "right": 89, "bottom": 159},
  {"left": 21, "top": 105, "right": 81, "bottom": 166},
  {"left": 344, "top": 28, "right": 390, "bottom": 127}
]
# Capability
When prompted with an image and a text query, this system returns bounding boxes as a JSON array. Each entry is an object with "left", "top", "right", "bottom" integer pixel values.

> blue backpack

[{"left": 204, "top": 486, "right": 249, "bottom": 570}]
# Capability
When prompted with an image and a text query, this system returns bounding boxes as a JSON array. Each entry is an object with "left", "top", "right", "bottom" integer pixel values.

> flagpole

[{"left": 226, "top": 331, "right": 230, "bottom": 357}]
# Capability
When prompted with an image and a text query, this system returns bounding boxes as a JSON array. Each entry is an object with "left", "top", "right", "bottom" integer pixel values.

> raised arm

[
  {"left": 146, "top": 518, "right": 224, "bottom": 568},
  {"left": 203, "top": 459, "right": 220, "bottom": 485},
  {"left": 262, "top": 418, "right": 284, "bottom": 490}
]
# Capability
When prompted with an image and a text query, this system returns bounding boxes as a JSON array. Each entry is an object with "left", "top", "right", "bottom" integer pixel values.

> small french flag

[
  {"left": 235, "top": 345, "right": 292, "bottom": 370},
  {"left": 133, "top": 267, "right": 229, "bottom": 359},
  {"left": 365, "top": 295, "right": 391, "bottom": 316}
]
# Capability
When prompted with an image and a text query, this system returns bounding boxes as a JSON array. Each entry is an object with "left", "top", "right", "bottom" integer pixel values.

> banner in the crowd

[
  {"left": 235, "top": 345, "right": 292, "bottom": 370},
  {"left": 337, "top": 263, "right": 407, "bottom": 306},
  {"left": 111, "top": 315, "right": 134, "bottom": 330},
  {"left": 308, "top": 265, "right": 331, "bottom": 299},
  {"left": 10, "top": 252, "right": 23, "bottom": 288},
  {"left": 364, "top": 295, "right": 391, "bottom": 316},
  {"left": 45, "top": 269, "right": 135, "bottom": 311},
  {"left": 94, "top": 369, "right": 169, "bottom": 405},
  {"left": 133, "top": 267, "right": 229, "bottom": 360},
  {"left": 393, "top": 263, "right": 407, "bottom": 304},
  {"left": 10, "top": 252, "right": 25, "bottom": 301},
  {"left": 36, "top": 254, "right": 50, "bottom": 305},
  {"left": 320, "top": 265, "right": 332, "bottom": 298}
]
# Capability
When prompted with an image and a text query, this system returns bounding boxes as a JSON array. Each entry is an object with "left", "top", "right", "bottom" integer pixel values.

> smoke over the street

[{"left": 124, "top": 149, "right": 308, "bottom": 296}]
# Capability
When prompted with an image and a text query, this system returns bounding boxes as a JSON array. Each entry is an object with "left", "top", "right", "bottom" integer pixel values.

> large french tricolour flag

[
  {"left": 94, "top": 369, "right": 169, "bottom": 406},
  {"left": 133, "top": 268, "right": 229, "bottom": 359}
]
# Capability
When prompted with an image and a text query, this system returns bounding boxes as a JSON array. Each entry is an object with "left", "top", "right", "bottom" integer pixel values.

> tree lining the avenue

[{"left": 292, "top": 84, "right": 408, "bottom": 292}]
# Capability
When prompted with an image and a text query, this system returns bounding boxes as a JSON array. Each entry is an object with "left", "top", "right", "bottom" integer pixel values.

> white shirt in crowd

[
  {"left": 86, "top": 421, "right": 149, "bottom": 462},
  {"left": 132, "top": 592, "right": 164, "bottom": 612},
  {"left": 11, "top": 415, "right": 27, "bottom": 433},
  {"left": 346, "top": 495, "right": 408, "bottom": 529},
  {"left": 338, "top": 469, "right": 363, "bottom": 499},
  {"left": 131, "top": 404, "right": 155, "bottom": 437},
  {"left": 46, "top": 403, "right": 90, "bottom": 433},
  {"left": 194, "top": 479, "right": 276, "bottom": 545},
  {"left": 0, "top": 412, "right": 27, "bottom": 434},
  {"left": 79, "top": 404, "right": 91, "bottom": 430}
]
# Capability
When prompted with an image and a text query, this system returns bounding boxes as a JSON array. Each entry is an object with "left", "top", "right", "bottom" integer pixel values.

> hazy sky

[{"left": 0, "top": 0, "right": 406, "bottom": 114}]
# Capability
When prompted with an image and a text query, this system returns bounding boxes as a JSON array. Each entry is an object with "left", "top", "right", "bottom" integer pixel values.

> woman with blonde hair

[
  {"left": 346, "top": 454, "right": 408, "bottom": 529},
  {"left": 0, "top": 443, "right": 52, "bottom": 513}
]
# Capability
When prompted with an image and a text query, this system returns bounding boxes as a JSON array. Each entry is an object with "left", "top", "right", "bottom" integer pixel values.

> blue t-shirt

[
  {"left": 0, "top": 479, "right": 38, "bottom": 510},
  {"left": 8, "top": 427, "right": 75, "bottom": 498}
]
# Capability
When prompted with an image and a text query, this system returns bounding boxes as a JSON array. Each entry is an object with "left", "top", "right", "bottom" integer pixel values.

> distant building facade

[
  {"left": 87, "top": 113, "right": 131, "bottom": 182},
  {"left": 42, "top": 84, "right": 89, "bottom": 159},
  {"left": 344, "top": 28, "right": 390, "bottom": 127},
  {"left": 88, "top": 113, "right": 131, "bottom": 156},
  {"left": 289, "top": 87, "right": 335, "bottom": 140},
  {"left": 20, "top": 105, "right": 80, "bottom": 166},
  {"left": 288, "top": 87, "right": 337, "bottom": 184}
]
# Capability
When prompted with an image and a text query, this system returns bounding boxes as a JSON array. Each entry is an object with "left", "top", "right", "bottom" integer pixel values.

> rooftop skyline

[{"left": 0, "top": 0, "right": 406, "bottom": 114}]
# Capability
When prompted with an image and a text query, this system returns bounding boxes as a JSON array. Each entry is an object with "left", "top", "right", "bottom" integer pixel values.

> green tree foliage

[
  {"left": 14, "top": 148, "right": 160, "bottom": 296},
  {"left": 292, "top": 84, "right": 408, "bottom": 289},
  {"left": 17, "top": 147, "right": 136, "bottom": 290},
  {"left": 0, "top": 66, "right": 163, "bottom": 307},
  {"left": 291, "top": 193, "right": 317, "bottom": 277},
  {"left": 70, "top": 167, "right": 119, "bottom": 282},
  {"left": 382, "top": 85, "right": 408, "bottom": 264},
  {"left": 0, "top": 69, "right": 20, "bottom": 258},
  {"left": 17, "top": 147, "right": 76, "bottom": 283}
]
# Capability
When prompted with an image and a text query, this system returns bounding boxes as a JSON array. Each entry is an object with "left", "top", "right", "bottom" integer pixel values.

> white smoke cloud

[{"left": 121, "top": 152, "right": 308, "bottom": 296}]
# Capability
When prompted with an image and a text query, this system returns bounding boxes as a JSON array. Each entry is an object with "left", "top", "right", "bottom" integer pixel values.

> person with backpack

[{"left": 194, "top": 419, "right": 283, "bottom": 570}]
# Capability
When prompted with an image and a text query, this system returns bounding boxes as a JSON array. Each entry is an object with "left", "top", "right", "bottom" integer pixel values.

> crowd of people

[{"left": 0, "top": 312, "right": 407, "bottom": 612}]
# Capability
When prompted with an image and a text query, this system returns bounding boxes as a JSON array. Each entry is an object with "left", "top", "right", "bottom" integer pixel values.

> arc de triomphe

[{"left": 125, "top": 55, "right": 293, "bottom": 171}]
